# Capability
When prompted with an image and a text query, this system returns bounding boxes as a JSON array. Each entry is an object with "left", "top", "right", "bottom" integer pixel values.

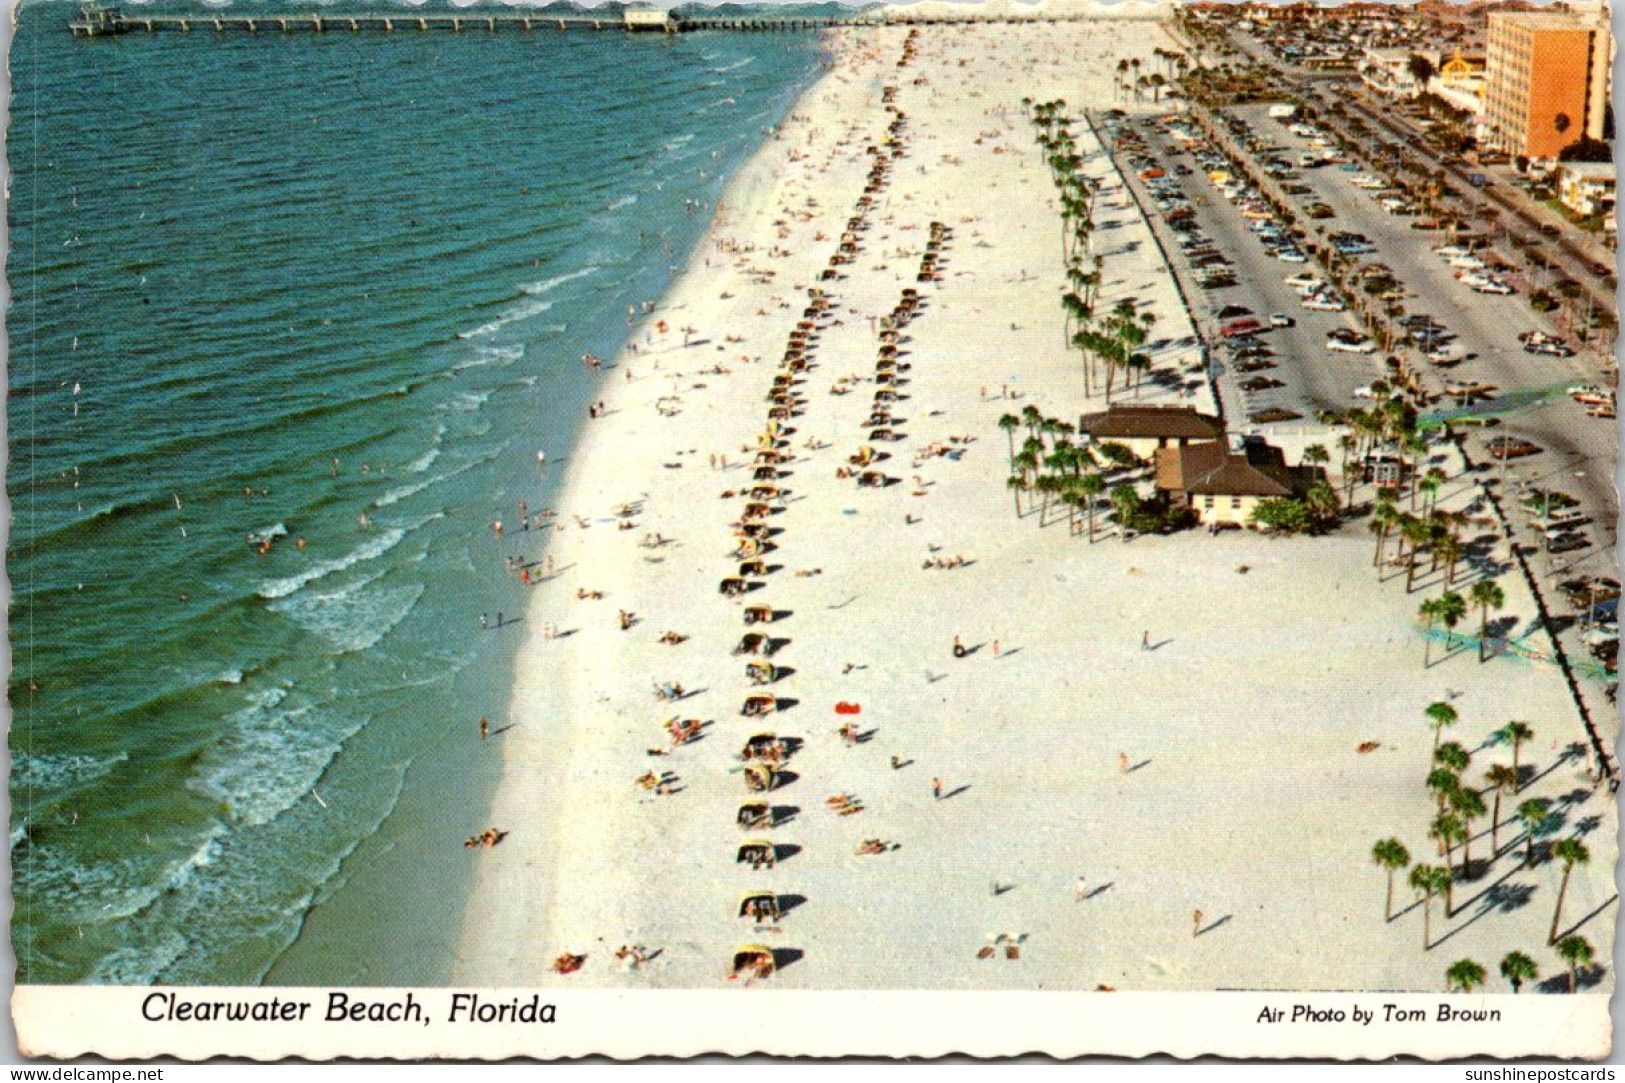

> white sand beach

[{"left": 452, "top": 21, "right": 1616, "bottom": 993}]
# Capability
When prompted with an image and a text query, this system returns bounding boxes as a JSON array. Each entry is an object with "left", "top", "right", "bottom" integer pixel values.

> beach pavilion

[
  {"left": 1153, "top": 438, "right": 1319, "bottom": 528},
  {"left": 1077, "top": 403, "right": 1225, "bottom": 462}
]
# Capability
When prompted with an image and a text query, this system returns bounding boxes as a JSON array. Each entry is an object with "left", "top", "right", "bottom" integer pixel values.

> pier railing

[
  {"left": 68, "top": 3, "right": 1165, "bottom": 37},
  {"left": 68, "top": 3, "right": 879, "bottom": 36}
]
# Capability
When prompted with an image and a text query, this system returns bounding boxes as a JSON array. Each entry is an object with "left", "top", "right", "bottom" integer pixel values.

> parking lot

[
  {"left": 1224, "top": 102, "right": 1617, "bottom": 580},
  {"left": 1118, "top": 115, "right": 1385, "bottom": 426}
]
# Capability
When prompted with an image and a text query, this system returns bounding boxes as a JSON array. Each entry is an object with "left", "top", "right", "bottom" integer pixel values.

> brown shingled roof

[
  {"left": 1154, "top": 441, "right": 1307, "bottom": 499},
  {"left": 1078, "top": 405, "right": 1225, "bottom": 442}
]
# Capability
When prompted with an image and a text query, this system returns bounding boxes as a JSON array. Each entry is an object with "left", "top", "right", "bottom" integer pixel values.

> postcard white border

[{"left": 9, "top": 987, "right": 1612, "bottom": 1061}]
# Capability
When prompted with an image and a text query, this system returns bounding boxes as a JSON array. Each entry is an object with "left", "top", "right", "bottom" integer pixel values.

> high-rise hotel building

[{"left": 1483, "top": 11, "right": 1612, "bottom": 158}]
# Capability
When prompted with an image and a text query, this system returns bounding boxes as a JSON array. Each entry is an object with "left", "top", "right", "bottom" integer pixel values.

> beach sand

[{"left": 452, "top": 21, "right": 1616, "bottom": 992}]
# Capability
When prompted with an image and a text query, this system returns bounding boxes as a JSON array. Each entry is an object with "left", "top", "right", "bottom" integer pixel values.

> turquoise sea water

[{"left": 8, "top": 0, "right": 823, "bottom": 984}]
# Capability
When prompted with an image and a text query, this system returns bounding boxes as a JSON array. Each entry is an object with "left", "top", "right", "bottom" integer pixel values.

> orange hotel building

[{"left": 1483, "top": 12, "right": 1610, "bottom": 159}]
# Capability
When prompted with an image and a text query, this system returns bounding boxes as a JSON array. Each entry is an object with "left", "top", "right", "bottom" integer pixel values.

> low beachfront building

[
  {"left": 1077, "top": 404, "right": 1224, "bottom": 463},
  {"left": 1557, "top": 162, "right": 1616, "bottom": 219},
  {"left": 1153, "top": 437, "right": 1316, "bottom": 529},
  {"left": 1360, "top": 47, "right": 1438, "bottom": 98}
]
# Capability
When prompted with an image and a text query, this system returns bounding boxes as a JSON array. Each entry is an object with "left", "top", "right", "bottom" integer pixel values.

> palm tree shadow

[
  {"left": 1195, "top": 914, "right": 1231, "bottom": 937},
  {"left": 1537, "top": 964, "right": 1608, "bottom": 994},
  {"left": 1434, "top": 878, "right": 1537, "bottom": 949},
  {"left": 1553, "top": 893, "right": 1619, "bottom": 942}
]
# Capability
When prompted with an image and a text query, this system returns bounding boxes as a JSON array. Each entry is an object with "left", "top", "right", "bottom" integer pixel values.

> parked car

[
  {"left": 1327, "top": 330, "right": 1375, "bottom": 354},
  {"left": 1486, "top": 436, "right": 1541, "bottom": 460},
  {"left": 1269, "top": 313, "right": 1294, "bottom": 328}
]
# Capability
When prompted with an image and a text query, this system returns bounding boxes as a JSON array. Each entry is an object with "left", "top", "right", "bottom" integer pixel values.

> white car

[
  {"left": 1581, "top": 622, "right": 1618, "bottom": 647},
  {"left": 1285, "top": 274, "right": 1324, "bottom": 291},
  {"left": 1327, "top": 333, "right": 1376, "bottom": 354},
  {"left": 1425, "top": 343, "right": 1464, "bottom": 364},
  {"left": 1303, "top": 297, "right": 1347, "bottom": 312},
  {"left": 1276, "top": 249, "right": 1308, "bottom": 263},
  {"left": 1448, "top": 254, "right": 1486, "bottom": 270},
  {"left": 1472, "top": 279, "right": 1513, "bottom": 295},
  {"left": 1353, "top": 384, "right": 1380, "bottom": 399},
  {"left": 1433, "top": 245, "right": 1471, "bottom": 258}
]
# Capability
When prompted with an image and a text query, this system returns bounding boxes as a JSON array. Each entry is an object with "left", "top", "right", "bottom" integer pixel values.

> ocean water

[{"left": 7, "top": 0, "right": 824, "bottom": 984}]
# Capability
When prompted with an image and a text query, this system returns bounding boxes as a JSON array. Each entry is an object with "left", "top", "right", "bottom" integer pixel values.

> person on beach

[
  {"left": 1193, "top": 910, "right": 1204, "bottom": 938},
  {"left": 1141, "top": 630, "right": 1150, "bottom": 651},
  {"left": 480, "top": 613, "right": 489, "bottom": 630},
  {"left": 479, "top": 717, "right": 489, "bottom": 741},
  {"left": 953, "top": 635, "right": 965, "bottom": 659},
  {"left": 1075, "top": 875, "right": 1088, "bottom": 902},
  {"left": 1118, "top": 752, "right": 1129, "bottom": 775},
  {"left": 932, "top": 777, "right": 943, "bottom": 800}
]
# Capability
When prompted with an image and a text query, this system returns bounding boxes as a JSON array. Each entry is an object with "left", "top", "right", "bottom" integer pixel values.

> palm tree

[
  {"left": 1556, "top": 935, "right": 1593, "bottom": 993},
  {"left": 1060, "top": 291, "right": 1088, "bottom": 350},
  {"left": 1425, "top": 701, "right": 1457, "bottom": 754},
  {"left": 1501, "top": 721, "right": 1533, "bottom": 791},
  {"left": 1021, "top": 404, "right": 1043, "bottom": 441},
  {"left": 1418, "top": 597, "right": 1444, "bottom": 667},
  {"left": 1548, "top": 838, "right": 1590, "bottom": 944},
  {"left": 1434, "top": 741, "right": 1470, "bottom": 775},
  {"left": 1420, "top": 465, "right": 1446, "bottom": 514},
  {"left": 1445, "top": 958, "right": 1486, "bottom": 993},
  {"left": 1061, "top": 485, "right": 1086, "bottom": 537},
  {"left": 1485, "top": 764, "right": 1517, "bottom": 855},
  {"left": 1469, "top": 580, "right": 1505, "bottom": 662},
  {"left": 1400, "top": 515, "right": 1432, "bottom": 591},
  {"left": 1449, "top": 784, "right": 1486, "bottom": 874},
  {"left": 1433, "top": 534, "right": 1464, "bottom": 588},
  {"left": 998, "top": 413, "right": 1021, "bottom": 468},
  {"left": 1006, "top": 474, "right": 1028, "bottom": 517},
  {"left": 1079, "top": 472, "right": 1106, "bottom": 543},
  {"left": 1436, "top": 591, "right": 1467, "bottom": 651},
  {"left": 1371, "top": 838, "right": 1411, "bottom": 921},
  {"left": 1409, "top": 863, "right": 1448, "bottom": 949},
  {"left": 1429, "top": 813, "right": 1466, "bottom": 911},
  {"left": 1033, "top": 474, "right": 1063, "bottom": 527},
  {"left": 1516, "top": 797, "right": 1550, "bottom": 867},
  {"left": 1500, "top": 950, "right": 1538, "bottom": 993},
  {"left": 1110, "top": 484, "right": 1140, "bottom": 541},
  {"left": 1426, "top": 767, "right": 1460, "bottom": 815}
]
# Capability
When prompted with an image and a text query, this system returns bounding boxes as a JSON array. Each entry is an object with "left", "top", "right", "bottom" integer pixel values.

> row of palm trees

[
  {"left": 1370, "top": 711, "right": 1599, "bottom": 991},
  {"left": 1369, "top": 491, "right": 1473, "bottom": 595},
  {"left": 997, "top": 406, "right": 1133, "bottom": 541},
  {"left": 1416, "top": 578, "right": 1505, "bottom": 667},
  {"left": 1441, "top": 940, "right": 1594, "bottom": 996},
  {"left": 1027, "top": 100, "right": 1160, "bottom": 406},
  {"left": 1112, "top": 57, "right": 1170, "bottom": 105}
]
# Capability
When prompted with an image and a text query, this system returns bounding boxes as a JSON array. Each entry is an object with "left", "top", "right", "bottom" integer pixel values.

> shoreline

[{"left": 449, "top": 34, "right": 861, "bottom": 983}]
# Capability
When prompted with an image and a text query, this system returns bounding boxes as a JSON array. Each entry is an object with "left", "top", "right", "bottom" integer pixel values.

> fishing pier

[{"left": 67, "top": 3, "right": 871, "bottom": 36}]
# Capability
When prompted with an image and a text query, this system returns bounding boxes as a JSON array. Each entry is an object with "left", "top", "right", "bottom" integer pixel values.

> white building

[{"left": 1557, "top": 162, "right": 1616, "bottom": 219}]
